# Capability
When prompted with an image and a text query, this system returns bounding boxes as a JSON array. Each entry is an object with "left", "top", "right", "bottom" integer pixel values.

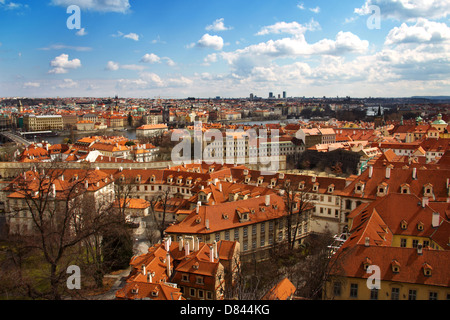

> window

[
  {"left": 400, "top": 238, "right": 407, "bottom": 247},
  {"left": 391, "top": 288, "right": 400, "bottom": 300},
  {"left": 198, "top": 290, "right": 204, "bottom": 299},
  {"left": 196, "top": 276, "right": 204, "bottom": 285},
  {"left": 190, "top": 288, "right": 196, "bottom": 298},
  {"left": 370, "top": 289, "right": 379, "bottom": 300},
  {"left": 182, "top": 274, "right": 189, "bottom": 282},
  {"left": 429, "top": 292, "right": 438, "bottom": 300},
  {"left": 408, "top": 290, "right": 417, "bottom": 300},
  {"left": 215, "top": 233, "right": 220, "bottom": 242},
  {"left": 206, "top": 291, "right": 213, "bottom": 300},
  {"left": 333, "top": 282, "right": 341, "bottom": 297},
  {"left": 234, "top": 229, "right": 239, "bottom": 240},
  {"left": 412, "top": 240, "right": 419, "bottom": 248},
  {"left": 225, "top": 230, "right": 230, "bottom": 241},
  {"left": 350, "top": 284, "right": 358, "bottom": 298}
]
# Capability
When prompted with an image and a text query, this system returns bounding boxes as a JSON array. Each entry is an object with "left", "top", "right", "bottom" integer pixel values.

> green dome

[{"left": 138, "top": 107, "right": 145, "bottom": 112}]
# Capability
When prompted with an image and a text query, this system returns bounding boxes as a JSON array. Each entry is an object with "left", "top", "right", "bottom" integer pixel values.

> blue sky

[{"left": 0, "top": 0, "right": 449, "bottom": 98}]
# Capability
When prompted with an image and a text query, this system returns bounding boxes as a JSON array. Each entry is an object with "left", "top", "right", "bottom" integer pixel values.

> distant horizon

[{"left": 2, "top": 95, "right": 450, "bottom": 101}]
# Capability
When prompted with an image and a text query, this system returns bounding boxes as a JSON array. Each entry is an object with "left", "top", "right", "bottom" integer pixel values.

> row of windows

[
  {"left": 180, "top": 286, "right": 214, "bottom": 300},
  {"left": 335, "top": 282, "right": 449, "bottom": 300}
]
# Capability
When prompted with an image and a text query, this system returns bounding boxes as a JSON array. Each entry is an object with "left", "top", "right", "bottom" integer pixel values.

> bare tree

[
  {"left": 2, "top": 162, "right": 121, "bottom": 299},
  {"left": 148, "top": 187, "right": 172, "bottom": 243},
  {"left": 282, "top": 182, "right": 314, "bottom": 251}
]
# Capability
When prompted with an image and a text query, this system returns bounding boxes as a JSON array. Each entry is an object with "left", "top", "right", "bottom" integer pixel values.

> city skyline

[{"left": 1, "top": 0, "right": 449, "bottom": 99}]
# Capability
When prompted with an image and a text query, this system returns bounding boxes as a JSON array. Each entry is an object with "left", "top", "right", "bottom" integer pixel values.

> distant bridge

[{"left": 0, "top": 131, "right": 33, "bottom": 147}]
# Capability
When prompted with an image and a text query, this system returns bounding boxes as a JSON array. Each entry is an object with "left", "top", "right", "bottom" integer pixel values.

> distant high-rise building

[
  {"left": 283, "top": 91, "right": 287, "bottom": 99},
  {"left": 250, "top": 93, "right": 254, "bottom": 100},
  {"left": 269, "top": 92, "right": 274, "bottom": 99}
]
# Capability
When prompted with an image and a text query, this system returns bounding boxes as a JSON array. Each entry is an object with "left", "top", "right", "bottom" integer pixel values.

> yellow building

[
  {"left": 324, "top": 245, "right": 450, "bottom": 300},
  {"left": 23, "top": 115, "right": 64, "bottom": 132}
]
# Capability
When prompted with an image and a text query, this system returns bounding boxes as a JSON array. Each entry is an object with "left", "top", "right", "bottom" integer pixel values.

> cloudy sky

[{"left": 0, "top": 0, "right": 449, "bottom": 98}]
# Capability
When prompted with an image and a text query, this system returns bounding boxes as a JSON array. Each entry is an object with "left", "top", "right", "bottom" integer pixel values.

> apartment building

[
  {"left": 324, "top": 193, "right": 450, "bottom": 300},
  {"left": 3, "top": 168, "right": 115, "bottom": 235},
  {"left": 22, "top": 114, "right": 64, "bottom": 132},
  {"left": 116, "top": 237, "right": 240, "bottom": 300}
]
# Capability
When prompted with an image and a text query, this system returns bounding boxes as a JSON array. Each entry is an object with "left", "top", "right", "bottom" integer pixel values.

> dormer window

[
  {"left": 313, "top": 183, "right": 319, "bottom": 192},
  {"left": 151, "top": 289, "right": 159, "bottom": 297},
  {"left": 258, "top": 177, "right": 264, "bottom": 185},
  {"left": 135, "top": 175, "right": 141, "bottom": 183},
  {"left": 270, "top": 178, "right": 277, "bottom": 187},
  {"left": 424, "top": 184, "right": 433, "bottom": 197},
  {"left": 299, "top": 182, "right": 305, "bottom": 190},
  {"left": 401, "top": 183, "right": 410, "bottom": 194},
  {"left": 167, "top": 176, "right": 173, "bottom": 183},
  {"left": 377, "top": 183, "right": 388, "bottom": 197},
  {"left": 362, "top": 257, "right": 372, "bottom": 271},
  {"left": 400, "top": 220, "right": 408, "bottom": 230},
  {"left": 245, "top": 176, "right": 251, "bottom": 183},
  {"left": 423, "top": 263, "right": 432, "bottom": 277},
  {"left": 328, "top": 184, "right": 335, "bottom": 193},
  {"left": 417, "top": 221, "right": 424, "bottom": 232},
  {"left": 355, "top": 183, "right": 364, "bottom": 194},
  {"left": 177, "top": 178, "right": 183, "bottom": 184},
  {"left": 150, "top": 175, "right": 155, "bottom": 183},
  {"left": 391, "top": 260, "right": 400, "bottom": 273}
]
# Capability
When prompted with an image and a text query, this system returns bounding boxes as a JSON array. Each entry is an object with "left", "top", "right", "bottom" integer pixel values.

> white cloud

[
  {"left": 309, "top": 6, "right": 320, "bottom": 14},
  {"left": 355, "top": 0, "right": 450, "bottom": 21},
  {"left": 56, "top": 79, "right": 78, "bottom": 89},
  {"left": 39, "top": 44, "right": 92, "bottom": 52},
  {"left": 206, "top": 18, "right": 232, "bottom": 32},
  {"left": 49, "top": 54, "right": 81, "bottom": 74},
  {"left": 163, "top": 57, "right": 176, "bottom": 67},
  {"left": 112, "top": 31, "right": 139, "bottom": 41},
  {"left": 203, "top": 53, "right": 218, "bottom": 65},
  {"left": 106, "top": 61, "right": 120, "bottom": 71},
  {"left": 23, "top": 82, "right": 40, "bottom": 88},
  {"left": 50, "top": 0, "right": 131, "bottom": 13},
  {"left": 196, "top": 34, "right": 224, "bottom": 51},
  {"left": 76, "top": 28, "right": 88, "bottom": 36},
  {"left": 123, "top": 33, "right": 139, "bottom": 41},
  {"left": 385, "top": 19, "right": 450, "bottom": 45},
  {"left": 297, "top": 3, "right": 305, "bottom": 10},
  {"left": 256, "top": 19, "right": 320, "bottom": 36},
  {"left": 140, "top": 53, "right": 161, "bottom": 64}
]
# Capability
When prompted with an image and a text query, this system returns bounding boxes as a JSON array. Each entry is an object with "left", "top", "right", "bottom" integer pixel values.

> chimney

[
  {"left": 417, "top": 243, "right": 423, "bottom": 255},
  {"left": 219, "top": 183, "right": 222, "bottom": 192},
  {"left": 196, "top": 201, "right": 201, "bottom": 214},
  {"left": 311, "top": 175, "right": 316, "bottom": 183},
  {"left": 205, "top": 219, "right": 210, "bottom": 230},
  {"left": 422, "top": 197, "right": 429, "bottom": 208},
  {"left": 166, "top": 252, "right": 172, "bottom": 277},
  {"left": 385, "top": 167, "right": 391, "bottom": 179},
  {"left": 365, "top": 237, "right": 370, "bottom": 247},
  {"left": 412, "top": 167, "right": 417, "bottom": 180},
  {"left": 210, "top": 246, "right": 214, "bottom": 263},
  {"left": 195, "top": 237, "right": 200, "bottom": 251},
  {"left": 265, "top": 194, "right": 271, "bottom": 206},
  {"left": 184, "top": 241, "right": 190, "bottom": 256},
  {"left": 213, "top": 241, "right": 218, "bottom": 259},
  {"left": 432, "top": 212, "right": 440, "bottom": 228},
  {"left": 142, "top": 264, "right": 146, "bottom": 276},
  {"left": 147, "top": 272, "right": 153, "bottom": 283},
  {"left": 164, "top": 238, "right": 170, "bottom": 251},
  {"left": 179, "top": 237, "right": 184, "bottom": 252},
  {"left": 368, "top": 166, "right": 373, "bottom": 179}
]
